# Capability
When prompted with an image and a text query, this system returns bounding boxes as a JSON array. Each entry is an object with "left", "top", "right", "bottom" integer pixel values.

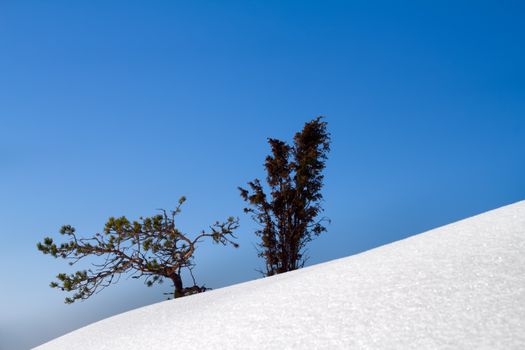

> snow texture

[{"left": 35, "top": 201, "right": 525, "bottom": 349}]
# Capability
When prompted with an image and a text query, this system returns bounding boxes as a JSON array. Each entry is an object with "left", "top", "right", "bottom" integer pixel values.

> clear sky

[{"left": 1, "top": 1, "right": 524, "bottom": 349}]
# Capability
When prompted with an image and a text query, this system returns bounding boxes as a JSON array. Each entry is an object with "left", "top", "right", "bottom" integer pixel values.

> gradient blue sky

[{"left": 1, "top": 1, "right": 524, "bottom": 349}]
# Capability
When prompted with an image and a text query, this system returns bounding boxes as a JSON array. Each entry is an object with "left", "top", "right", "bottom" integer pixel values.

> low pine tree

[{"left": 37, "top": 197, "right": 239, "bottom": 303}]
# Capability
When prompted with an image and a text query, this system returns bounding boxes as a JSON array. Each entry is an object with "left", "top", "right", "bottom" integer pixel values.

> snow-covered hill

[{"left": 35, "top": 201, "right": 525, "bottom": 349}]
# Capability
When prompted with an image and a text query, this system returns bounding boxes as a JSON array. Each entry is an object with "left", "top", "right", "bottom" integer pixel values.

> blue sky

[{"left": 1, "top": 1, "right": 524, "bottom": 349}]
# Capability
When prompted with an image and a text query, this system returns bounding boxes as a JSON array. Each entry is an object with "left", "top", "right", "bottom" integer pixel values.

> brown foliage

[{"left": 240, "top": 117, "right": 330, "bottom": 276}]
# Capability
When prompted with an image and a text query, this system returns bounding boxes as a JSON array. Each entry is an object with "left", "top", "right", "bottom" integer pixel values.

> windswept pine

[{"left": 37, "top": 197, "right": 239, "bottom": 303}]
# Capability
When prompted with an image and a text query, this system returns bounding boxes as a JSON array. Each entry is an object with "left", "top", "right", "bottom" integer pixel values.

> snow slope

[{"left": 36, "top": 201, "right": 525, "bottom": 349}]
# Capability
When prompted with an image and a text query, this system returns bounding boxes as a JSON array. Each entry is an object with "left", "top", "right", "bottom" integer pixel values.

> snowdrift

[{"left": 36, "top": 201, "right": 525, "bottom": 349}]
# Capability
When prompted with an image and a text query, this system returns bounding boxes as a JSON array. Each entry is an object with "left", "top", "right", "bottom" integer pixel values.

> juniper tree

[
  {"left": 37, "top": 197, "right": 239, "bottom": 303},
  {"left": 239, "top": 117, "right": 330, "bottom": 276}
]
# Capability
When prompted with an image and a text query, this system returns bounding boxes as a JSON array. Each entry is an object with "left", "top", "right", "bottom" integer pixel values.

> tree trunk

[{"left": 171, "top": 273, "right": 184, "bottom": 298}]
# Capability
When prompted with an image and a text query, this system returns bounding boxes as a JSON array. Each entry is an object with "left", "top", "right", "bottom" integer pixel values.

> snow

[{"left": 35, "top": 201, "right": 525, "bottom": 349}]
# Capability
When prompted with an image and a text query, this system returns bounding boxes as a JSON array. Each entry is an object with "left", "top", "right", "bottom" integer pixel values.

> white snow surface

[{"left": 36, "top": 201, "right": 525, "bottom": 349}]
